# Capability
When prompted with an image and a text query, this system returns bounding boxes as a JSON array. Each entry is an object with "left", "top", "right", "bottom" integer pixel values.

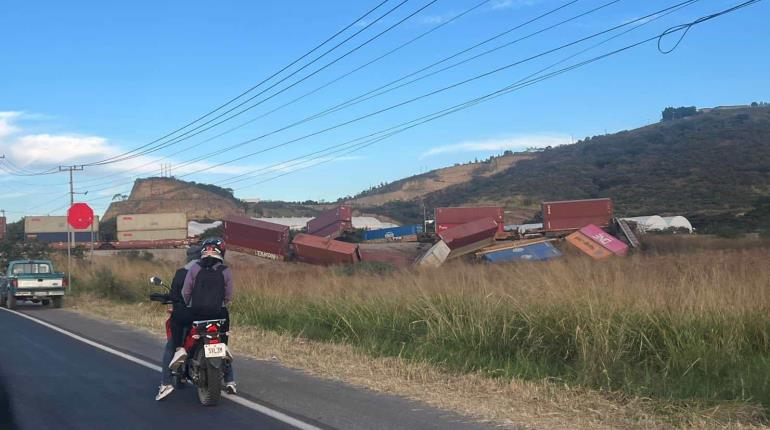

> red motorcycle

[{"left": 150, "top": 276, "right": 231, "bottom": 406}]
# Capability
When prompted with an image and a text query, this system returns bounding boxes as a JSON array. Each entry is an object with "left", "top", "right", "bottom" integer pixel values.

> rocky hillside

[
  {"left": 357, "top": 106, "right": 770, "bottom": 233},
  {"left": 102, "top": 178, "right": 245, "bottom": 222}
]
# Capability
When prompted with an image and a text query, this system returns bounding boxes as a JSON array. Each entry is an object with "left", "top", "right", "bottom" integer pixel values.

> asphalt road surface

[{"left": 0, "top": 304, "right": 500, "bottom": 430}]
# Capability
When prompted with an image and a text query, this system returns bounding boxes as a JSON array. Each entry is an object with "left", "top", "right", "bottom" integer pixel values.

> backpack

[{"left": 189, "top": 263, "right": 227, "bottom": 314}]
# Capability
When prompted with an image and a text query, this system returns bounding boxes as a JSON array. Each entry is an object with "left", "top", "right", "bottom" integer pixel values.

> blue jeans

[{"left": 161, "top": 338, "right": 234, "bottom": 385}]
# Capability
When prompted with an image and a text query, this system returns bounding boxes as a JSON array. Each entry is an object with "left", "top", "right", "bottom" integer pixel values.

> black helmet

[{"left": 200, "top": 237, "right": 225, "bottom": 261}]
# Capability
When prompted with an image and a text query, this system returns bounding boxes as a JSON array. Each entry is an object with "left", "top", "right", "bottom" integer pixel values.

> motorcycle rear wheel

[{"left": 195, "top": 348, "right": 222, "bottom": 406}]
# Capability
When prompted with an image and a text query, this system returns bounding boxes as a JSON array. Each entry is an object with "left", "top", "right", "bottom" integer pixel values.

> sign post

[{"left": 67, "top": 203, "right": 94, "bottom": 293}]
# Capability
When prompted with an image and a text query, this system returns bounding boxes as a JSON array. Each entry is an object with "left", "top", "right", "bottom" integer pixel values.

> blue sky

[{"left": 1, "top": 0, "right": 768, "bottom": 220}]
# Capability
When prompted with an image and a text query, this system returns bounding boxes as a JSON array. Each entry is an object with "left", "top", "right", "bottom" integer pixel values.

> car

[{"left": 0, "top": 260, "right": 66, "bottom": 309}]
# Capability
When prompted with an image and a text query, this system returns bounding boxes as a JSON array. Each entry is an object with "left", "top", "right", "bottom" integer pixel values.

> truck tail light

[
  {"left": 62, "top": 278, "right": 68, "bottom": 288},
  {"left": 10, "top": 279, "right": 17, "bottom": 288}
]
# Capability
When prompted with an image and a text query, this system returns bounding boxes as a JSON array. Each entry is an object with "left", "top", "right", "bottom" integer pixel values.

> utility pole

[{"left": 59, "top": 165, "right": 84, "bottom": 293}]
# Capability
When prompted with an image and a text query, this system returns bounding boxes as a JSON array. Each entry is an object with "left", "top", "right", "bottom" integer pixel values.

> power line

[
  {"left": 83, "top": 0, "right": 394, "bottom": 167},
  {"left": 84, "top": 0, "right": 424, "bottom": 167},
  {"left": 81, "top": 0, "right": 745, "bottom": 208}
]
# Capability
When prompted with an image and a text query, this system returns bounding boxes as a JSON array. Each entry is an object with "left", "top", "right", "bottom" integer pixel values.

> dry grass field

[{"left": 63, "top": 236, "right": 770, "bottom": 429}]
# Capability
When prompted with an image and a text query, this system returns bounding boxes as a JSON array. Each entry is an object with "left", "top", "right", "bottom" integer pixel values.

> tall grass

[{"left": 70, "top": 240, "right": 770, "bottom": 419}]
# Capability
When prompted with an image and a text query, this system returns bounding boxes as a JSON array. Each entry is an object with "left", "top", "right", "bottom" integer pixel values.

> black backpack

[{"left": 190, "top": 263, "right": 227, "bottom": 314}]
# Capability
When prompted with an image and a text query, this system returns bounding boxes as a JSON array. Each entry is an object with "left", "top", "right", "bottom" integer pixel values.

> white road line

[{"left": 0, "top": 307, "right": 323, "bottom": 430}]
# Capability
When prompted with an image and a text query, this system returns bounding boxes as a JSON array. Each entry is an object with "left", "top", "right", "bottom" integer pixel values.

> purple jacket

[{"left": 182, "top": 262, "right": 234, "bottom": 307}]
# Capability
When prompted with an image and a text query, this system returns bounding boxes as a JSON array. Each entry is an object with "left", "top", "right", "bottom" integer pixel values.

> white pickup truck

[{"left": 0, "top": 260, "right": 66, "bottom": 309}]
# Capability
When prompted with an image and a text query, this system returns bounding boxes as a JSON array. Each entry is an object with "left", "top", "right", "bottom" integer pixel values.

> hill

[
  {"left": 103, "top": 178, "right": 246, "bottom": 222},
  {"left": 355, "top": 106, "right": 770, "bottom": 233}
]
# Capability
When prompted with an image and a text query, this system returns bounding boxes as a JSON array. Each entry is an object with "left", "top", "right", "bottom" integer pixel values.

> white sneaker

[
  {"left": 155, "top": 384, "right": 174, "bottom": 401},
  {"left": 225, "top": 382, "right": 237, "bottom": 395},
  {"left": 169, "top": 348, "right": 187, "bottom": 370}
]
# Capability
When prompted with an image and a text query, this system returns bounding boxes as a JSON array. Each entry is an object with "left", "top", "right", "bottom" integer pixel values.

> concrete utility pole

[{"left": 58, "top": 165, "right": 84, "bottom": 293}]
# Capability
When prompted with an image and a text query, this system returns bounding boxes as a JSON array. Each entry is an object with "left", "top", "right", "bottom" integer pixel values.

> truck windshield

[{"left": 11, "top": 263, "right": 52, "bottom": 275}]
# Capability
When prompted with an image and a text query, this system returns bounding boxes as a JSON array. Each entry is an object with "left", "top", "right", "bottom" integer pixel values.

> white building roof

[
  {"left": 253, "top": 216, "right": 398, "bottom": 231},
  {"left": 662, "top": 216, "right": 693, "bottom": 232},
  {"left": 622, "top": 216, "right": 668, "bottom": 232}
]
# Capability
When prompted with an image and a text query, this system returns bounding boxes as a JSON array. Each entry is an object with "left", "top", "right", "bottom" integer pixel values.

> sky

[{"left": 1, "top": 0, "right": 768, "bottom": 220}]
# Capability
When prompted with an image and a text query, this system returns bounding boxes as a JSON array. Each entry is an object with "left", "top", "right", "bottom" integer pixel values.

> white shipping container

[
  {"left": 25, "top": 215, "right": 100, "bottom": 233},
  {"left": 117, "top": 229, "right": 188, "bottom": 242},
  {"left": 117, "top": 213, "right": 187, "bottom": 231}
]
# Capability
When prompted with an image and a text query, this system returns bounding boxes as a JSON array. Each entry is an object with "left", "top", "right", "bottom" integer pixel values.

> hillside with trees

[{"left": 358, "top": 106, "right": 770, "bottom": 234}]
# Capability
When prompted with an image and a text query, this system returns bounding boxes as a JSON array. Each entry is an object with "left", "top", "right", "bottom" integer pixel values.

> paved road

[{"left": 0, "top": 305, "right": 500, "bottom": 430}]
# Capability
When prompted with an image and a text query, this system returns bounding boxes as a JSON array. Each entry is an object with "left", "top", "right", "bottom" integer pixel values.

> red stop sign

[{"left": 67, "top": 203, "right": 94, "bottom": 230}]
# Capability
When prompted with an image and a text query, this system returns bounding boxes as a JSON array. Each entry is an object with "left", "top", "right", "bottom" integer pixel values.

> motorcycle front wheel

[{"left": 195, "top": 348, "right": 222, "bottom": 406}]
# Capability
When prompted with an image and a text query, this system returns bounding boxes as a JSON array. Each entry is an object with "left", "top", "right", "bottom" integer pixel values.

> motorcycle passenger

[
  {"left": 155, "top": 245, "right": 199, "bottom": 401},
  {"left": 169, "top": 238, "right": 236, "bottom": 394}
]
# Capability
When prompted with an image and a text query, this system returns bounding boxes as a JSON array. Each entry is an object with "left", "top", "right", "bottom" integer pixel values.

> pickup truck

[{"left": 0, "top": 260, "right": 66, "bottom": 310}]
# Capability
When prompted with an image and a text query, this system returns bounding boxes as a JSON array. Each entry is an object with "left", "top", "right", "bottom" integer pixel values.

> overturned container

[
  {"left": 415, "top": 240, "right": 451, "bottom": 268},
  {"left": 223, "top": 216, "right": 290, "bottom": 260},
  {"left": 438, "top": 218, "right": 499, "bottom": 259},
  {"left": 566, "top": 231, "right": 614, "bottom": 260},
  {"left": 434, "top": 207, "right": 504, "bottom": 235},
  {"left": 579, "top": 224, "right": 628, "bottom": 256},
  {"left": 292, "top": 233, "right": 360, "bottom": 265},
  {"left": 481, "top": 241, "right": 562, "bottom": 263},
  {"left": 307, "top": 206, "right": 353, "bottom": 238},
  {"left": 542, "top": 198, "right": 613, "bottom": 232}
]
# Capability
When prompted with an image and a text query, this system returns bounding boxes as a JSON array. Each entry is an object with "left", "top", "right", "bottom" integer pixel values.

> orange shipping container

[{"left": 566, "top": 231, "right": 613, "bottom": 260}]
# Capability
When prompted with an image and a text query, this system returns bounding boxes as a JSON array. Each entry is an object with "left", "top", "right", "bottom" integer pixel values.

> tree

[{"left": 752, "top": 101, "right": 759, "bottom": 107}]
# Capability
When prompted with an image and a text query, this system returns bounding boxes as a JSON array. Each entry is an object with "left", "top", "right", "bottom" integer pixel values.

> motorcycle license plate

[{"left": 204, "top": 343, "right": 226, "bottom": 358}]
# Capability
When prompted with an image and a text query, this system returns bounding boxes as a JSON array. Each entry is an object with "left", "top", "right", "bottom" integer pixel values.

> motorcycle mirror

[{"left": 149, "top": 276, "right": 163, "bottom": 286}]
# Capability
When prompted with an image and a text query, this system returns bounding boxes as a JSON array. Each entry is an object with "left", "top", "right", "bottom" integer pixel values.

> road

[{"left": 0, "top": 305, "right": 499, "bottom": 430}]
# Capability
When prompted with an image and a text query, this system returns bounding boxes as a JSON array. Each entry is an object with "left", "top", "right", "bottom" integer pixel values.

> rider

[
  {"left": 169, "top": 238, "right": 236, "bottom": 393},
  {"left": 155, "top": 244, "right": 199, "bottom": 401}
]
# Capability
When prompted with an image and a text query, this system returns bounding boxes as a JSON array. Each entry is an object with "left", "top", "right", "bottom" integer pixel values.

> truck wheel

[
  {"left": 6, "top": 291, "right": 16, "bottom": 310},
  {"left": 42, "top": 299, "right": 51, "bottom": 307},
  {"left": 0, "top": 291, "right": 5, "bottom": 308},
  {"left": 51, "top": 296, "right": 63, "bottom": 309}
]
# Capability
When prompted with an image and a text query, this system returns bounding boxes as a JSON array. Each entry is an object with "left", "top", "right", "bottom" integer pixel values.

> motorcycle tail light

[{"left": 206, "top": 325, "right": 218, "bottom": 333}]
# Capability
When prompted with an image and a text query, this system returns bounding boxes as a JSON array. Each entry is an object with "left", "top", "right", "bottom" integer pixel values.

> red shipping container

[
  {"left": 542, "top": 198, "right": 613, "bottom": 232},
  {"left": 438, "top": 218, "right": 499, "bottom": 250},
  {"left": 0, "top": 217, "right": 5, "bottom": 240},
  {"left": 224, "top": 216, "right": 290, "bottom": 259},
  {"left": 579, "top": 224, "right": 628, "bottom": 256},
  {"left": 307, "top": 206, "right": 352, "bottom": 236},
  {"left": 310, "top": 220, "right": 353, "bottom": 239},
  {"left": 292, "top": 233, "right": 360, "bottom": 265},
  {"left": 359, "top": 249, "right": 413, "bottom": 268},
  {"left": 435, "top": 207, "right": 504, "bottom": 234}
]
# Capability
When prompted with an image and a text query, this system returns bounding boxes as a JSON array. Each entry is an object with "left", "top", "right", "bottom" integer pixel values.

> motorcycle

[{"left": 149, "top": 276, "right": 232, "bottom": 406}]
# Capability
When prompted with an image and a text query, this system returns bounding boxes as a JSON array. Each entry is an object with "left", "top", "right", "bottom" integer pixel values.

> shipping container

[
  {"left": 566, "top": 231, "right": 614, "bottom": 260},
  {"left": 415, "top": 241, "right": 451, "bottom": 268},
  {"left": 117, "top": 213, "right": 187, "bottom": 231},
  {"left": 223, "top": 216, "right": 290, "bottom": 260},
  {"left": 481, "top": 241, "right": 562, "bottom": 263},
  {"left": 435, "top": 207, "right": 504, "bottom": 234},
  {"left": 25, "top": 215, "right": 100, "bottom": 233},
  {"left": 117, "top": 229, "right": 188, "bottom": 242},
  {"left": 542, "top": 198, "right": 613, "bottom": 232},
  {"left": 362, "top": 225, "right": 422, "bottom": 242},
  {"left": 292, "top": 233, "right": 360, "bottom": 265},
  {"left": 0, "top": 217, "right": 5, "bottom": 240},
  {"left": 310, "top": 220, "right": 353, "bottom": 239},
  {"left": 26, "top": 232, "right": 96, "bottom": 243},
  {"left": 306, "top": 206, "right": 352, "bottom": 236},
  {"left": 438, "top": 218, "right": 499, "bottom": 251},
  {"left": 359, "top": 248, "right": 413, "bottom": 268},
  {"left": 579, "top": 224, "right": 628, "bottom": 256}
]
